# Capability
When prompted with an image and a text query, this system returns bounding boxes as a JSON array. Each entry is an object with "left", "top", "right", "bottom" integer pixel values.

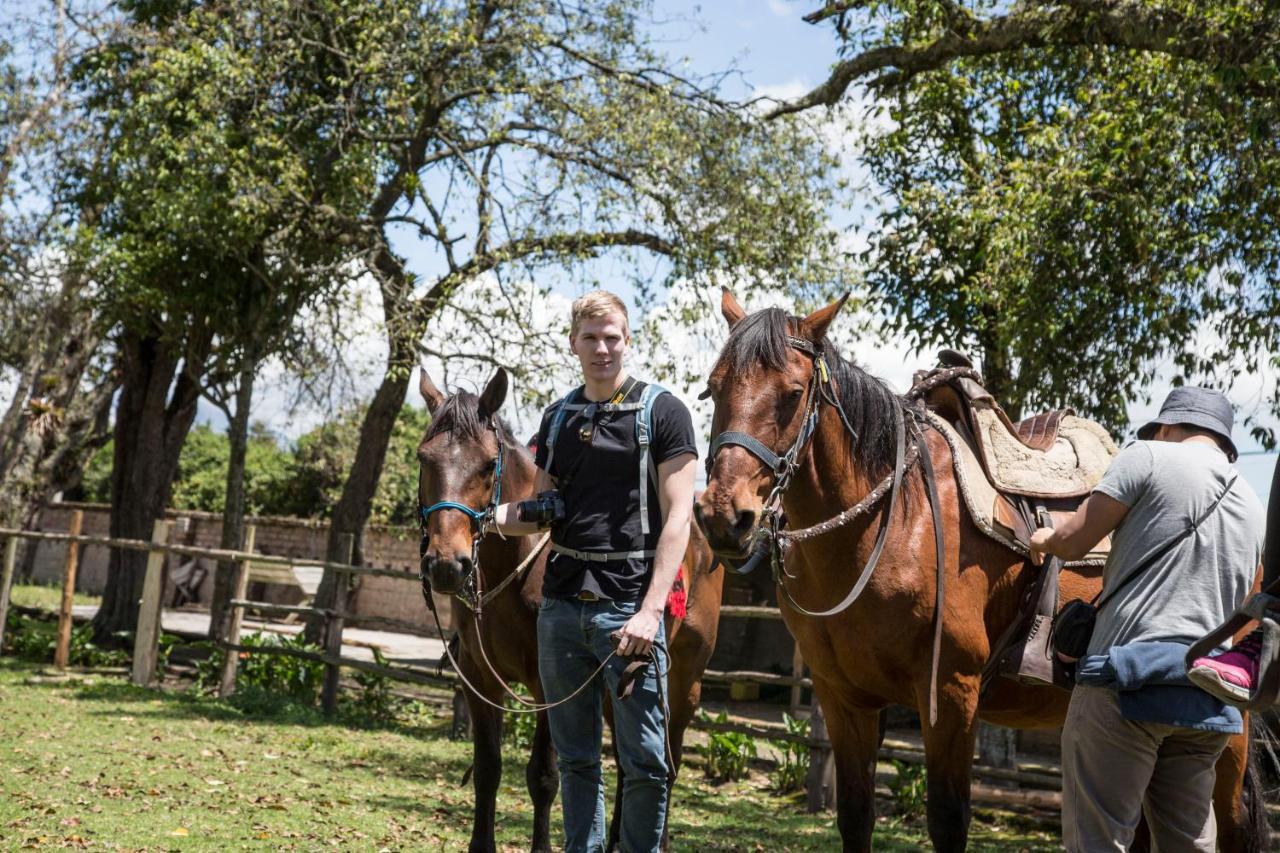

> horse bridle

[
  {"left": 704, "top": 334, "right": 951, "bottom": 723},
  {"left": 705, "top": 335, "right": 914, "bottom": 616},
  {"left": 417, "top": 421, "right": 506, "bottom": 613},
  {"left": 705, "top": 335, "right": 877, "bottom": 590}
]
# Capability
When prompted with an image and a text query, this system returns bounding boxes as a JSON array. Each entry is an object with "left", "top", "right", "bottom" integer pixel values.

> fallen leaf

[{"left": 170, "top": 827, "right": 189, "bottom": 837}]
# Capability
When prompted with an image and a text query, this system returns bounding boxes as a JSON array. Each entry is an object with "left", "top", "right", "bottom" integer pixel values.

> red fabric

[{"left": 666, "top": 564, "right": 687, "bottom": 619}]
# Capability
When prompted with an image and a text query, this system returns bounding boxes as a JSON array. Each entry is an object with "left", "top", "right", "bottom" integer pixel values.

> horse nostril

[
  {"left": 733, "top": 509, "right": 756, "bottom": 534},
  {"left": 456, "top": 554, "right": 473, "bottom": 574}
]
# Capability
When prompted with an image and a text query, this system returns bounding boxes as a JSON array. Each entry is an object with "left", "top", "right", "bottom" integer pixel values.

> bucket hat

[{"left": 1136, "top": 386, "right": 1238, "bottom": 462}]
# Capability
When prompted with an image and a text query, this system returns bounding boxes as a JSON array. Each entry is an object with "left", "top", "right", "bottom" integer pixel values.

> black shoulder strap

[{"left": 1095, "top": 474, "right": 1239, "bottom": 612}]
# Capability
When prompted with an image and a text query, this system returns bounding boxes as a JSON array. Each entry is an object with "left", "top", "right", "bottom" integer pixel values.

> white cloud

[{"left": 766, "top": 0, "right": 793, "bottom": 18}]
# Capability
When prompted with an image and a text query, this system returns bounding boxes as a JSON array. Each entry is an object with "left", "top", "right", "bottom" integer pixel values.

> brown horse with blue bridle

[
  {"left": 416, "top": 366, "right": 724, "bottom": 852},
  {"left": 694, "top": 290, "right": 1267, "bottom": 852}
]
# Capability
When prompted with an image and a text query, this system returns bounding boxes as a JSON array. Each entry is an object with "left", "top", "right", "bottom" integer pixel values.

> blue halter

[{"left": 418, "top": 425, "right": 506, "bottom": 530}]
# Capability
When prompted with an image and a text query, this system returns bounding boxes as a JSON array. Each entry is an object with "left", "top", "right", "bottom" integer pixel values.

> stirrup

[{"left": 1185, "top": 593, "right": 1280, "bottom": 710}]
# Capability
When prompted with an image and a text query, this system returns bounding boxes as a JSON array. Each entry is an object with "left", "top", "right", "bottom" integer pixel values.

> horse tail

[{"left": 1242, "top": 715, "right": 1274, "bottom": 853}]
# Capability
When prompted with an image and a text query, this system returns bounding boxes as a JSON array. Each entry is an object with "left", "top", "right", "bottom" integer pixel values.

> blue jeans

[{"left": 537, "top": 596, "right": 669, "bottom": 853}]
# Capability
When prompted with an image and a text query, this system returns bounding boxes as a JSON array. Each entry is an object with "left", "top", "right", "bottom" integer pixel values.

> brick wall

[{"left": 25, "top": 503, "right": 452, "bottom": 631}]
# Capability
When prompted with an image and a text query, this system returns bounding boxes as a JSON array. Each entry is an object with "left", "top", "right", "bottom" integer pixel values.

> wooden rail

[{"left": 0, "top": 521, "right": 1056, "bottom": 813}]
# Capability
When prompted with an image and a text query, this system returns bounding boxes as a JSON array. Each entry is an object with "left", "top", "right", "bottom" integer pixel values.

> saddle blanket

[
  {"left": 929, "top": 412, "right": 1110, "bottom": 567},
  {"left": 968, "top": 404, "right": 1118, "bottom": 498}
]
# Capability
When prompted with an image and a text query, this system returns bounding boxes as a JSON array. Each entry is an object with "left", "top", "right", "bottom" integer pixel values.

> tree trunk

[
  {"left": 976, "top": 306, "right": 1018, "bottom": 420},
  {"left": 304, "top": 336, "right": 414, "bottom": 644},
  {"left": 92, "top": 325, "right": 208, "bottom": 644},
  {"left": 209, "top": 359, "right": 255, "bottom": 640},
  {"left": 0, "top": 277, "right": 115, "bottom": 531}
]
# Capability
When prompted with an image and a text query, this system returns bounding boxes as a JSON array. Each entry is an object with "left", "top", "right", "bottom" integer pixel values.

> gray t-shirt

[{"left": 1088, "top": 440, "right": 1265, "bottom": 656}]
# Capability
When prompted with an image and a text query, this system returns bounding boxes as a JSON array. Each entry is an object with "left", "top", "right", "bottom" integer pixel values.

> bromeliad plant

[
  {"left": 698, "top": 709, "right": 758, "bottom": 782},
  {"left": 769, "top": 712, "right": 811, "bottom": 794}
]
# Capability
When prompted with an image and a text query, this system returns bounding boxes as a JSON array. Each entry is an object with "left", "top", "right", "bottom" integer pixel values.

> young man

[
  {"left": 489, "top": 290, "right": 697, "bottom": 853},
  {"left": 1029, "top": 387, "right": 1265, "bottom": 852}
]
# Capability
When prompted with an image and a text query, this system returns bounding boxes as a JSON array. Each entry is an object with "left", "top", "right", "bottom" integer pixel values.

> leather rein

[{"left": 706, "top": 336, "right": 951, "bottom": 724}]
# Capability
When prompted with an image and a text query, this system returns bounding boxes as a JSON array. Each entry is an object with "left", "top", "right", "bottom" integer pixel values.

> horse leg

[
  {"left": 460, "top": 654, "right": 505, "bottom": 853},
  {"left": 818, "top": 689, "right": 883, "bottom": 853},
  {"left": 920, "top": 681, "right": 978, "bottom": 853},
  {"left": 604, "top": 701, "right": 623, "bottom": 852},
  {"left": 606, "top": 745, "right": 624, "bottom": 852},
  {"left": 1212, "top": 726, "right": 1267, "bottom": 853},
  {"left": 526, "top": 708, "right": 559, "bottom": 853}
]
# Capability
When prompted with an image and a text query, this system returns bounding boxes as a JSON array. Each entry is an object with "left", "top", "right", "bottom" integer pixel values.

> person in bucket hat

[
  {"left": 1029, "top": 385, "right": 1264, "bottom": 851},
  {"left": 1135, "top": 386, "right": 1240, "bottom": 462}
]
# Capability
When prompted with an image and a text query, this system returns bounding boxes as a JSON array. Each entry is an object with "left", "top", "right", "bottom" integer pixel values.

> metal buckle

[{"left": 577, "top": 590, "right": 601, "bottom": 602}]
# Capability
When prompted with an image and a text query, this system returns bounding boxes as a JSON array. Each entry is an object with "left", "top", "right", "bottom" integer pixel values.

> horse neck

[
  {"left": 478, "top": 436, "right": 539, "bottom": 584},
  {"left": 781, "top": 396, "right": 906, "bottom": 578}
]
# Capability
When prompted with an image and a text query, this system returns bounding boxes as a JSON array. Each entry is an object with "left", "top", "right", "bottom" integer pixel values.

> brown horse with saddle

[
  {"left": 695, "top": 290, "right": 1267, "bottom": 851},
  {"left": 416, "top": 366, "right": 724, "bottom": 852}
]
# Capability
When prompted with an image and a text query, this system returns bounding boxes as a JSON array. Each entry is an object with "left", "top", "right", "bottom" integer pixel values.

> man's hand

[
  {"left": 1027, "top": 494, "right": 1129, "bottom": 564},
  {"left": 1029, "top": 527, "right": 1055, "bottom": 566},
  {"left": 615, "top": 606, "right": 663, "bottom": 657}
]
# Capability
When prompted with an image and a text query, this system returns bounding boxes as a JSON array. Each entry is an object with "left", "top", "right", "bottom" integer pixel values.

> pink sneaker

[{"left": 1188, "top": 634, "right": 1262, "bottom": 704}]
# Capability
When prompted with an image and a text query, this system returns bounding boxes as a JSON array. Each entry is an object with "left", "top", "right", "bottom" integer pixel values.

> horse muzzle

[
  {"left": 693, "top": 494, "right": 758, "bottom": 559},
  {"left": 420, "top": 553, "right": 474, "bottom": 595}
]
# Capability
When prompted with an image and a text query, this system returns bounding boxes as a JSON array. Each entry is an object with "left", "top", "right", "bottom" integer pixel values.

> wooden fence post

[
  {"left": 789, "top": 641, "right": 805, "bottom": 715},
  {"left": 130, "top": 519, "right": 171, "bottom": 687},
  {"left": 218, "top": 524, "right": 256, "bottom": 698},
  {"left": 0, "top": 535, "right": 18, "bottom": 654},
  {"left": 805, "top": 699, "right": 835, "bottom": 813},
  {"left": 321, "top": 533, "right": 354, "bottom": 715},
  {"left": 53, "top": 510, "right": 84, "bottom": 669}
]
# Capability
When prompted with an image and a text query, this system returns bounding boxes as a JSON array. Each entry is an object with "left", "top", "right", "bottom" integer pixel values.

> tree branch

[{"left": 770, "top": 0, "right": 1275, "bottom": 118}]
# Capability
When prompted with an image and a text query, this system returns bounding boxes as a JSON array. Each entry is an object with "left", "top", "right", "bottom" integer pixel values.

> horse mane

[
  {"left": 424, "top": 390, "right": 520, "bottom": 450},
  {"left": 715, "top": 307, "right": 904, "bottom": 483}
]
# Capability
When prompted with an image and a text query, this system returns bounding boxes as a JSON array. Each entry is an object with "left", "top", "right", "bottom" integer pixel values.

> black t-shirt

[{"left": 533, "top": 380, "right": 696, "bottom": 601}]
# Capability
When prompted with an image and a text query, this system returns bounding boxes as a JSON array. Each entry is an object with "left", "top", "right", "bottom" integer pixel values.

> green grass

[
  {"left": 8, "top": 582, "right": 102, "bottom": 612},
  {"left": 0, "top": 659, "right": 1060, "bottom": 850}
]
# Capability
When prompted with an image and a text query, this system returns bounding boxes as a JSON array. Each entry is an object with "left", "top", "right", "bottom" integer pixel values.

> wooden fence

[{"left": 0, "top": 519, "right": 1059, "bottom": 812}]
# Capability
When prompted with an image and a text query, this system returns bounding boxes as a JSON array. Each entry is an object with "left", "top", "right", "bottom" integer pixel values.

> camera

[{"left": 516, "top": 490, "right": 566, "bottom": 529}]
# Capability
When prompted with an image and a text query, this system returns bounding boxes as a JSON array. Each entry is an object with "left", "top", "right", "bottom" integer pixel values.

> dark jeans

[{"left": 536, "top": 596, "right": 669, "bottom": 853}]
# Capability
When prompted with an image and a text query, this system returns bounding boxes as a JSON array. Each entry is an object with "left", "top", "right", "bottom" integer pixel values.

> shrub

[
  {"left": 503, "top": 684, "right": 538, "bottom": 749},
  {"left": 888, "top": 758, "right": 927, "bottom": 819},
  {"left": 770, "top": 712, "right": 811, "bottom": 793},
  {"left": 699, "top": 709, "right": 757, "bottom": 782},
  {"left": 1, "top": 612, "right": 128, "bottom": 668},
  {"left": 343, "top": 648, "right": 398, "bottom": 727}
]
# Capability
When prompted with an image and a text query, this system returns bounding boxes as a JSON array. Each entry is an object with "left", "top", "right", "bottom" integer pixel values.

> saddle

[
  {"left": 915, "top": 350, "right": 1117, "bottom": 563},
  {"left": 914, "top": 351, "right": 1119, "bottom": 691}
]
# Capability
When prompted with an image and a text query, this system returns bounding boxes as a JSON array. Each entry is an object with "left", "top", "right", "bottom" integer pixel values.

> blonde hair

[{"left": 570, "top": 290, "right": 630, "bottom": 339}]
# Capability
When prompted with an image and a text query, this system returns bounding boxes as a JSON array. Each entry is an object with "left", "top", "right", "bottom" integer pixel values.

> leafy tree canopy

[
  {"left": 81, "top": 409, "right": 429, "bottom": 526},
  {"left": 776, "top": 1, "right": 1280, "bottom": 438}
]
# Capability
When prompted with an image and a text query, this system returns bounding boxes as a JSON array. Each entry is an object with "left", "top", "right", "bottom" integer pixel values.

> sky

[{"left": 190, "top": 1, "right": 1278, "bottom": 503}]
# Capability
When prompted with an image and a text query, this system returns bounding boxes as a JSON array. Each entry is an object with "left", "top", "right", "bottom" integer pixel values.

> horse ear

[
  {"left": 419, "top": 367, "right": 445, "bottom": 414},
  {"left": 720, "top": 288, "right": 747, "bottom": 328},
  {"left": 798, "top": 292, "right": 850, "bottom": 343},
  {"left": 478, "top": 367, "right": 509, "bottom": 419}
]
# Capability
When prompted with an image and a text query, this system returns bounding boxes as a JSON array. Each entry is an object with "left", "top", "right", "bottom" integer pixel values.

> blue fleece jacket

[{"left": 1075, "top": 641, "right": 1242, "bottom": 733}]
